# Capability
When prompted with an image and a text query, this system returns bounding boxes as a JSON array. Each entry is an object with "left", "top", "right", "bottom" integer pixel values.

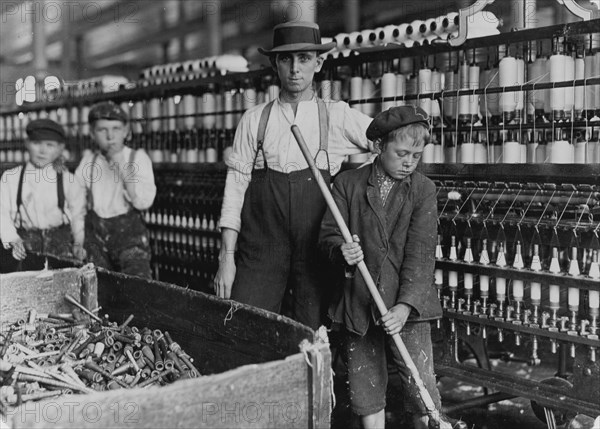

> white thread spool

[
  {"left": 474, "top": 141, "right": 487, "bottom": 163},
  {"left": 332, "top": 80, "right": 343, "bottom": 101},
  {"left": 409, "top": 20, "right": 426, "bottom": 44},
  {"left": 362, "top": 77, "right": 376, "bottom": 116},
  {"left": 395, "top": 74, "right": 406, "bottom": 107},
  {"left": 430, "top": 70, "right": 442, "bottom": 118},
  {"left": 499, "top": 56, "right": 518, "bottom": 115},
  {"left": 418, "top": 68, "right": 432, "bottom": 115},
  {"left": 528, "top": 58, "right": 546, "bottom": 114},
  {"left": 131, "top": 101, "right": 144, "bottom": 134},
  {"left": 215, "top": 91, "right": 224, "bottom": 129},
  {"left": 460, "top": 142, "right": 476, "bottom": 164},
  {"left": 549, "top": 54, "right": 566, "bottom": 115},
  {"left": 574, "top": 140, "right": 587, "bottom": 163},
  {"left": 80, "top": 106, "right": 90, "bottom": 136},
  {"left": 350, "top": 76, "right": 363, "bottom": 112},
  {"left": 320, "top": 79, "right": 332, "bottom": 101},
  {"left": 69, "top": 106, "right": 79, "bottom": 136},
  {"left": 550, "top": 139, "right": 573, "bottom": 163},
  {"left": 267, "top": 83, "right": 280, "bottom": 102},
  {"left": 148, "top": 97, "right": 161, "bottom": 132},
  {"left": 181, "top": 95, "right": 195, "bottom": 130},
  {"left": 346, "top": 31, "right": 363, "bottom": 50},
  {"left": 224, "top": 90, "right": 234, "bottom": 130},
  {"left": 584, "top": 54, "right": 595, "bottom": 114},
  {"left": 360, "top": 29, "right": 378, "bottom": 47},
  {"left": 202, "top": 91, "right": 216, "bottom": 129},
  {"left": 515, "top": 58, "right": 525, "bottom": 115},
  {"left": 503, "top": 140, "right": 521, "bottom": 163},
  {"left": 380, "top": 25, "right": 400, "bottom": 44},
  {"left": 422, "top": 142, "right": 436, "bottom": 163},
  {"left": 458, "top": 61, "right": 470, "bottom": 121},
  {"left": 381, "top": 72, "right": 397, "bottom": 111},
  {"left": 443, "top": 69, "right": 457, "bottom": 119},
  {"left": 405, "top": 74, "right": 417, "bottom": 107},
  {"left": 488, "top": 67, "right": 501, "bottom": 117},
  {"left": 574, "top": 56, "right": 585, "bottom": 115},
  {"left": 564, "top": 54, "right": 575, "bottom": 116},
  {"left": 194, "top": 94, "right": 204, "bottom": 128},
  {"left": 398, "top": 23, "right": 414, "bottom": 47},
  {"left": 594, "top": 52, "right": 600, "bottom": 112},
  {"left": 469, "top": 64, "right": 480, "bottom": 117},
  {"left": 166, "top": 97, "right": 177, "bottom": 132}
]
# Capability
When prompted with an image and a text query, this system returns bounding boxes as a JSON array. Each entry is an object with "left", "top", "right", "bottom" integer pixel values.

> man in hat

[
  {"left": 214, "top": 21, "right": 375, "bottom": 329},
  {"left": 319, "top": 106, "right": 451, "bottom": 428},
  {"left": 75, "top": 101, "right": 156, "bottom": 279},
  {"left": 0, "top": 119, "right": 86, "bottom": 271}
]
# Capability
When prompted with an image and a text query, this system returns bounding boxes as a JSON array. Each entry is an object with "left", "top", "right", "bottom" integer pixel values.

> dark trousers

[
  {"left": 0, "top": 225, "right": 74, "bottom": 272},
  {"left": 85, "top": 210, "right": 152, "bottom": 279},
  {"left": 231, "top": 168, "right": 330, "bottom": 330}
]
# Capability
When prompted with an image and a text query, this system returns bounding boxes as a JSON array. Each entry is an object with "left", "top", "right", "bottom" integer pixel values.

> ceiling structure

[{"left": 0, "top": 0, "right": 586, "bottom": 110}]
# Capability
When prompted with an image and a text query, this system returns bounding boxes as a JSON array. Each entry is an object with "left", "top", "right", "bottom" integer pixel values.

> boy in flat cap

[
  {"left": 75, "top": 101, "right": 156, "bottom": 279},
  {"left": 319, "top": 106, "right": 449, "bottom": 429},
  {"left": 0, "top": 119, "right": 86, "bottom": 270},
  {"left": 214, "top": 21, "right": 375, "bottom": 329}
]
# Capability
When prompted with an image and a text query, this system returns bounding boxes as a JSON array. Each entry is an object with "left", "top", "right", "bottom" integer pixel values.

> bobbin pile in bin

[{"left": 0, "top": 265, "right": 332, "bottom": 428}]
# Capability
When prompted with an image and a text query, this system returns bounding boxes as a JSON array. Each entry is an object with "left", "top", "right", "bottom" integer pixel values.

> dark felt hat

[
  {"left": 366, "top": 106, "right": 430, "bottom": 141},
  {"left": 26, "top": 119, "right": 66, "bottom": 143},
  {"left": 258, "top": 21, "right": 336, "bottom": 56},
  {"left": 88, "top": 101, "right": 129, "bottom": 124}
]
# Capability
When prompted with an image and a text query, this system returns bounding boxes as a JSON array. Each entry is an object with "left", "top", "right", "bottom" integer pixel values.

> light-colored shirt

[
  {"left": 220, "top": 97, "right": 374, "bottom": 232},
  {"left": 0, "top": 162, "right": 86, "bottom": 245},
  {"left": 75, "top": 146, "right": 156, "bottom": 219}
]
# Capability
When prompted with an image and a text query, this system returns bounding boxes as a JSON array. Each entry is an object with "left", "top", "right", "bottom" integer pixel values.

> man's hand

[
  {"left": 340, "top": 234, "right": 363, "bottom": 266},
  {"left": 213, "top": 253, "right": 236, "bottom": 299},
  {"left": 10, "top": 238, "right": 27, "bottom": 261},
  {"left": 379, "top": 303, "right": 412, "bottom": 336}
]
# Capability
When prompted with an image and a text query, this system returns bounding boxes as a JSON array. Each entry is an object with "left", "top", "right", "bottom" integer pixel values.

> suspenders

[
  {"left": 253, "top": 98, "right": 330, "bottom": 171},
  {"left": 14, "top": 164, "right": 66, "bottom": 228}
]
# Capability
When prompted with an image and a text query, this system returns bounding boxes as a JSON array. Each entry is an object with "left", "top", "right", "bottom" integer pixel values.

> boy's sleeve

[
  {"left": 65, "top": 172, "right": 87, "bottom": 245},
  {"left": 318, "top": 179, "right": 349, "bottom": 265},
  {"left": 0, "top": 169, "right": 21, "bottom": 246},
  {"left": 395, "top": 179, "right": 438, "bottom": 315}
]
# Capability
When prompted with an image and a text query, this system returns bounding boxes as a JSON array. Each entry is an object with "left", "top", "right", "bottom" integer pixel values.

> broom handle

[{"left": 290, "top": 125, "right": 441, "bottom": 424}]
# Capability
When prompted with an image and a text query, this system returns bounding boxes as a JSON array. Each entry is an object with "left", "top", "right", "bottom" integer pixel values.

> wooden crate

[{"left": 1, "top": 266, "right": 332, "bottom": 428}]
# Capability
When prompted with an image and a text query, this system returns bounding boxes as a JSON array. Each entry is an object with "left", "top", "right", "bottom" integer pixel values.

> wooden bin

[{"left": 0, "top": 265, "right": 332, "bottom": 428}]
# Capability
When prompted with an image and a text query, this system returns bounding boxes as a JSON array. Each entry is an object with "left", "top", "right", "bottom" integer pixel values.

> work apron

[
  {"left": 84, "top": 151, "right": 152, "bottom": 279},
  {"left": 14, "top": 164, "right": 74, "bottom": 261},
  {"left": 231, "top": 99, "right": 331, "bottom": 329}
]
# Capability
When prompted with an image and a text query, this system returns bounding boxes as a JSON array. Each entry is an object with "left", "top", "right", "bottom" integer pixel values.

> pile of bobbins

[{"left": 0, "top": 295, "right": 200, "bottom": 414}]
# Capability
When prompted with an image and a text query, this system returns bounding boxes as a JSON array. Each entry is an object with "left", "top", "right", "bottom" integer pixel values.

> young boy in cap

[
  {"left": 213, "top": 21, "right": 375, "bottom": 329},
  {"left": 319, "top": 106, "right": 450, "bottom": 429},
  {"left": 75, "top": 101, "right": 156, "bottom": 279},
  {"left": 0, "top": 119, "right": 86, "bottom": 270}
]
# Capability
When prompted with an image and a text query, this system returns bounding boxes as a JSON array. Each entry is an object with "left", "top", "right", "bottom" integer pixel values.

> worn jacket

[{"left": 319, "top": 160, "right": 442, "bottom": 336}]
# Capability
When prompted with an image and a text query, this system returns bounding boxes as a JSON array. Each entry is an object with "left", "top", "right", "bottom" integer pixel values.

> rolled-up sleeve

[
  {"left": 0, "top": 169, "right": 20, "bottom": 246},
  {"left": 219, "top": 110, "right": 258, "bottom": 232},
  {"left": 65, "top": 172, "right": 87, "bottom": 243},
  {"left": 395, "top": 179, "right": 438, "bottom": 315}
]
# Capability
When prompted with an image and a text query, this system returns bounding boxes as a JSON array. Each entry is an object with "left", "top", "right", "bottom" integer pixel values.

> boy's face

[
  {"left": 26, "top": 139, "right": 64, "bottom": 168},
  {"left": 378, "top": 135, "right": 424, "bottom": 180},
  {"left": 91, "top": 119, "right": 129, "bottom": 158},
  {"left": 273, "top": 51, "right": 323, "bottom": 95}
]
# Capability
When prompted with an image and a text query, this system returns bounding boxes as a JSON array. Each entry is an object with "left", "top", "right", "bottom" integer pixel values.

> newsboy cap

[
  {"left": 88, "top": 101, "right": 129, "bottom": 124},
  {"left": 26, "top": 119, "right": 66, "bottom": 143},
  {"left": 366, "top": 106, "right": 430, "bottom": 141},
  {"left": 258, "top": 21, "right": 336, "bottom": 56}
]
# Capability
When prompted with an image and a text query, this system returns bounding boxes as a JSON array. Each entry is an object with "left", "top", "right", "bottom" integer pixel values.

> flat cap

[
  {"left": 88, "top": 101, "right": 128, "bottom": 124},
  {"left": 366, "top": 106, "right": 429, "bottom": 141},
  {"left": 26, "top": 119, "right": 66, "bottom": 143}
]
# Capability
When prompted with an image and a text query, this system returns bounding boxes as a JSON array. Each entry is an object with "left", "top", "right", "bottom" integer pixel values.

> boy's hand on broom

[
  {"left": 378, "top": 303, "right": 412, "bottom": 336},
  {"left": 340, "top": 234, "right": 363, "bottom": 266}
]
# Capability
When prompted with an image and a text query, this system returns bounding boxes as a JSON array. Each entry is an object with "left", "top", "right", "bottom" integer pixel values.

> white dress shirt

[
  {"left": 220, "top": 97, "right": 374, "bottom": 232},
  {"left": 0, "top": 162, "right": 86, "bottom": 245},
  {"left": 75, "top": 146, "right": 156, "bottom": 219}
]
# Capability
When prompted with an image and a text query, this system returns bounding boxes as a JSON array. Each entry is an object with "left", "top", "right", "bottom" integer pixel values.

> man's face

[
  {"left": 26, "top": 140, "right": 64, "bottom": 168},
  {"left": 274, "top": 51, "right": 323, "bottom": 94},
  {"left": 379, "top": 136, "right": 424, "bottom": 180},
  {"left": 91, "top": 119, "right": 128, "bottom": 158}
]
